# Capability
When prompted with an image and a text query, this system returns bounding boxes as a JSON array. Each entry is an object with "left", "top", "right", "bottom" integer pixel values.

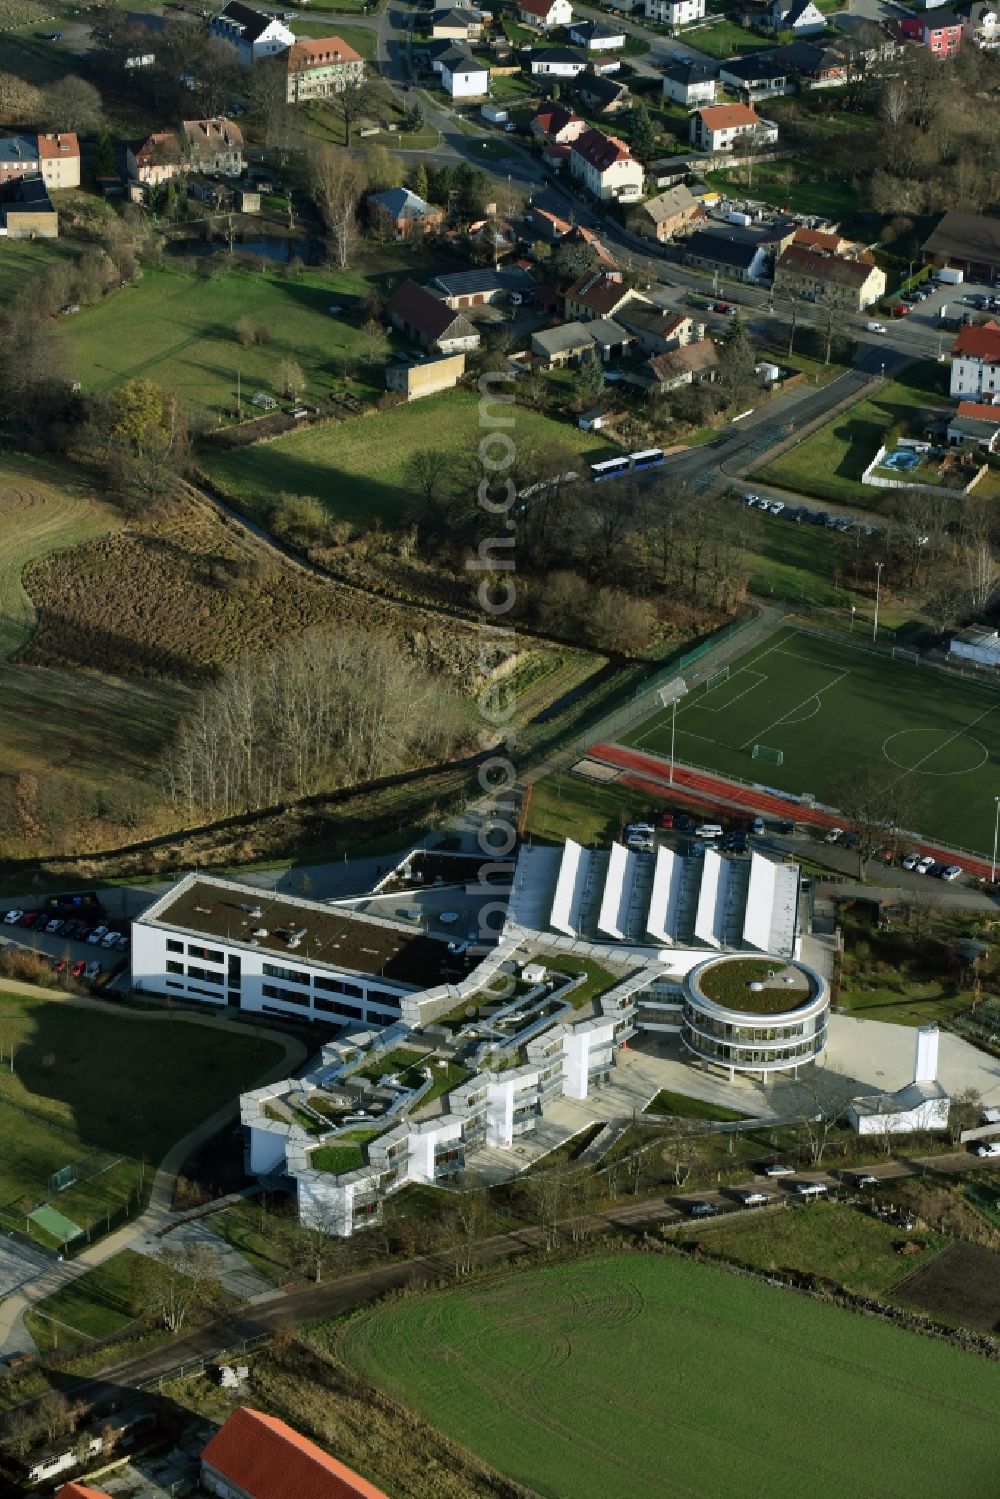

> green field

[
  {"left": 0, "top": 238, "right": 76, "bottom": 307},
  {"left": 201, "top": 393, "right": 612, "bottom": 528},
  {"left": 335, "top": 1252, "right": 1000, "bottom": 1499},
  {"left": 24, "top": 1249, "right": 174, "bottom": 1353},
  {"left": 0, "top": 454, "right": 118, "bottom": 660},
  {"left": 706, "top": 155, "right": 858, "bottom": 219},
  {"left": 621, "top": 623, "right": 1000, "bottom": 854},
  {"left": 759, "top": 362, "right": 949, "bottom": 504},
  {"left": 0, "top": 992, "right": 285, "bottom": 1241},
  {"left": 65, "top": 260, "right": 414, "bottom": 419}
]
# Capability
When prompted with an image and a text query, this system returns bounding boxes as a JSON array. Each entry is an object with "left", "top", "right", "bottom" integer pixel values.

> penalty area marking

[{"left": 739, "top": 668, "right": 851, "bottom": 753}]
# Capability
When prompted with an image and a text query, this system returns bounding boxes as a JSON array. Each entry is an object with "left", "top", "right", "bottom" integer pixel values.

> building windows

[
  {"left": 166, "top": 979, "right": 185, "bottom": 990},
  {"left": 366, "top": 990, "right": 402, "bottom": 1011},
  {"left": 167, "top": 939, "right": 183, "bottom": 954},
  {"left": 187, "top": 984, "right": 227, "bottom": 1000},
  {"left": 313, "top": 994, "right": 364, "bottom": 1018},
  {"left": 263, "top": 962, "right": 311, "bottom": 987},
  {"left": 262, "top": 982, "right": 310, "bottom": 1006},
  {"left": 188, "top": 965, "right": 223, "bottom": 985},
  {"left": 313, "top": 974, "right": 364, "bottom": 998},
  {"left": 166, "top": 960, "right": 184, "bottom": 976},
  {"left": 188, "top": 943, "right": 224, "bottom": 964}
]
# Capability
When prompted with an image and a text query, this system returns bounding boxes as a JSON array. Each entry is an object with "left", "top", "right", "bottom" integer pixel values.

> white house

[
  {"left": 848, "top": 1027, "right": 951, "bottom": 1136},
  {"left": 661, "top": 58, "right": 716, "bottom": 103},
  {"left": 440, "top": 45, "right": 490, "bottom": 95},
  {"left": 645, "top": 0, "right": 705, "bottom": 25},
  {"left": 690, "top": 101, "right": 777, "bottom": 152},
  {"left": 570, "top": 125, "right": 644, "bottom": 202},
  {"left": 530, "top": 46, "right": 588, "bottom": 75},
  {"left": 518, "top": 0, "right": 574, "bottom": 27},
  {"left": 764, "top": 0, "right": 826, "bottom": 31},
  {"left": 950, "top": 321, "right": 1000, "bottom": 399},
  {"left": 961, "top": 0, "right": 999, "bottom": 47},
  {"left": 568, "top": 18, "right": 626, "bottom": 46},
  {"left": 210, "top": 0, "right": 295, "bottom": 69}
]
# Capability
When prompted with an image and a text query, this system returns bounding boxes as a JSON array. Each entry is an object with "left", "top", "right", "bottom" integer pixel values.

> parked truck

[{"left": 936, "top": 267, "right": 964, "bottom": 285}]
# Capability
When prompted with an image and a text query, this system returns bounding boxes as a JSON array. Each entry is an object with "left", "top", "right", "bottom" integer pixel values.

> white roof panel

[
  {"left": 598, "top": 842, "right": 632, "bottom": 939},
  {"left": 743, "top": 850, "right": 778, "bottom": 952},
  {"left": 646, "top": 845, "right": 676, "bottom": 944},
  {"left": 694, "top": 849, "right": 726, "bottom": 949},
  {"left": 550, "top": 838, "right": 590, "bottom": 936}
]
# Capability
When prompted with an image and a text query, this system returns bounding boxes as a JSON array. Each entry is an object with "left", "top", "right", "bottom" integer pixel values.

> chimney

[{"left": 913, "top": 1025, "right": 939, "bottom": 1084}]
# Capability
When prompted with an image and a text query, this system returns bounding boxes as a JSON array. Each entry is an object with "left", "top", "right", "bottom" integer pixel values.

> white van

[
  {"left": 981, "top": 1107, "right": 1000, "bottom": 1125},
  {"left": 972, "top": 1140, "right": 1000, "bottom": 1158},
  {"left": 865, "top": 320, "right": 886, "bottom": 334},
  {"left": 694, "top": 823, "right": 723, "bottom": 840},
  {"left": 795, "top": 1181, "right": 828, "bottom": 1198}
]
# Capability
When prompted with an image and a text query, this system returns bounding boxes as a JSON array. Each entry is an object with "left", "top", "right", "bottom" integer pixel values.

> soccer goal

[
  {"left": 705, "top": 665, "right": 730, "bottom": 692},
  {"left": 752, "top": 744, "right": 784, "bottom": 766},
  {"left": 892, "top": 647, "right": 921, "bottom": 666}
]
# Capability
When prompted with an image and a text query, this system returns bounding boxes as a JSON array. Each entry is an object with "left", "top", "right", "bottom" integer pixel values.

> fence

[{"left": 136, "top": 1332, "right": 270, "bottom": 1393}]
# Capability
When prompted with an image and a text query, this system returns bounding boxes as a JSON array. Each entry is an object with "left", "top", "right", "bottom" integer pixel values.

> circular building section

[{"left": 682, "top": 955, "right": 829, "bottom": 1080}]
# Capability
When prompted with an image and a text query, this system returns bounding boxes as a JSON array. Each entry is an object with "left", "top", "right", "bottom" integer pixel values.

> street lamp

[
  {"left": 992, "top": 796, "right": 1000, "bottom": 883},
  {"left": 872, "top": 561, "right": 884, "bottom": 644},
  {"left": 850, "top": 604, "right": 856, "bottom": 634}
]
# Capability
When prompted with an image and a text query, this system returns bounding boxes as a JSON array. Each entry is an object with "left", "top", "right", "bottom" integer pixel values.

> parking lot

[{"left": 1, "top": 904, "right": 129, "bottom": 988}]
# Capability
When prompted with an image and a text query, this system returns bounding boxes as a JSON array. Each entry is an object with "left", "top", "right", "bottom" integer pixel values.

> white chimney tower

[{"left": 913, "top": 1025, "right": 939, "bottom": 1085}]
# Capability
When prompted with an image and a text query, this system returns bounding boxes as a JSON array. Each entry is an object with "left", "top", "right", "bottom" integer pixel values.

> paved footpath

[{"left": 0, "top": 989, "right": 306, "bottom": 1357}]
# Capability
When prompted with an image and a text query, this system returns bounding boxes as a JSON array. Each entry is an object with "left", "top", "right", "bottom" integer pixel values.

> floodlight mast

[{"left": 655, "top": 677, "right": 688, "bottom": 786}]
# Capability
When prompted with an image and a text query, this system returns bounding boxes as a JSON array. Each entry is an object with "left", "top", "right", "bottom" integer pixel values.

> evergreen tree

[
  {"left": 92, "top": 123, "right": 115, "bottom": 179},
  {"left": 630, "top": 102, "right": 657, "bottom": 160}
]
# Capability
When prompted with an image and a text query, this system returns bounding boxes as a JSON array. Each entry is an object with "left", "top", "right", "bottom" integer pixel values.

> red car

[
  {"left": 71, "top": 959, "right": 86, "bottom": 980},
  {"left": 890, "top": 303, "right": 910, "bottom": 317},
  {"left": 52, "top": 958, "right": 66, "bottom": 974},
  {"left": 18, "top": 911, "right": 39, "bottom": 928},
  {"left": 659, "top": 812, "right": 674, "bottom": 829}
]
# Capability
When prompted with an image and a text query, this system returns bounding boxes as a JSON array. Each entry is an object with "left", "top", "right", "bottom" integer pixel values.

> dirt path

[{"left": 0, "top": 988, "right": 305, "bottom": 1356}]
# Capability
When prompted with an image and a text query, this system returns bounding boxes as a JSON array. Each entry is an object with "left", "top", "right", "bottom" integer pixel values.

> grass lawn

[
  {"left": 696, "top": 1200, "right": 948, "bottom": 1298},
  {"left": 706, "top": 156, "right": 859, "bottom": 219},
  {"left": 65, "top": 261, "right": 409, "bottom": 419},
  {"left": 312, "top": 1128, "right": 383, "bottom": 1174},
  {"left": 550, "top": 955, "right": 619, "bottom": 1009},
  {"left": 200, "top": 392, "right": 612, "bottom": 529},
  {"left": 687, "top": 19, "right": 775, "bottom": 55},
  {"left": 334, "top": 1251, "right": 999, "bottom": 1499},
  {"left": 0, "top": 237, "right": 77, "bottom": 307},
  {"left": 645, "top": 1090, "right": 749, "bottom": 1122},
  {"left": 620, "top": 622, "right": 1000, "bottom": 853},
  {"left": 0, "top": 992, "right": 285, "bottom": 1239},
  {"left": 523, "top": 772, "right": 661, "bottom": 847},
  {"left": 24, "top": 1248, "right": 177, "bottom": 1354},
  {"left": 291, "top": 19, "right": 376, "bottom": 54},
  {"left": 758, "top": 361, "right": 949, "bottom": 504},
  {"left": 836, "top": 903, "right": 983, "bottom": 1028},
  {"left": 208, "top": 1201, "right": 294, "bottom": 1282},
  {"left": 0, "top": 453, "right": 119, "bottom": 660},
  {"left": 742, "top": 510, "right": 897, "bottom": 614}
]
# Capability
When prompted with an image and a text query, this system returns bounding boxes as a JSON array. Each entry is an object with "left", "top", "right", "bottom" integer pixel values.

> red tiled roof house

[{"left": 200, "top": 1407, "right": 390, "bottom": 1499}]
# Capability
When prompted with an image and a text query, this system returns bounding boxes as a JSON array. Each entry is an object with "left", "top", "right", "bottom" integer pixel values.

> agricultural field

[
  {"left": 335, "top": 1252, "right": 1000, "bottom": 1499},
  {"left": 758, "top": 362, "right": 949, "bottom": 505},
  {"left": 620, "top": 623, "right": 1000, "bottom": 853},
  {"left": 201, "top": 393, "right": 612, "bottom": 530},
  {"left": 0, "top": 990, "right": 285, "bottom": 1244},
  {"left": 894, "top": 1241, "right": 1000, "bottom": 1334},
  {"left": 63, "top": 258, "right": 421, "bottom": 419}
]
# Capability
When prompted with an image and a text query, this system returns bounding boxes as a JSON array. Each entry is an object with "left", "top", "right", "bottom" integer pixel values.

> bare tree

[
  {"left": 948, "top": 1085, "right": 983, "bottom": 1144},
  {"left": 307, "top": 144, "right": 365, "bottom": 268},
  {"left": 791, "top": 1067, "right": 848, "bottom": 1166},
  {"left": 140, "top": 1242, "right": 222, "bottom": 1332},
  {"left": 832, "top": 767, "right": 921, "bottom": 882},
  {"left": 328, "top": 76, "right": 372, "bottom": 146}
]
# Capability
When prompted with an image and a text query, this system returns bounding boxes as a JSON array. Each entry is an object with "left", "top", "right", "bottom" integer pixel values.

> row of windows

[
  {"left": 684, "top": 1030, "right": 821, "bottom": 1066},
  {"left": 262, "top": 983, "right": 310, "bottom": 1007},
  {"left": 165, "top": 979, "right": 225, "bottom": 1001},
  {"left": 263, "top": 962, "right": 311, "bottom": 987}
]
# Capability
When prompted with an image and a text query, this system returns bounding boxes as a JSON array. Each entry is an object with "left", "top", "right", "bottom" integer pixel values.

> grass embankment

[
  {"left": 334, "top": 1251, "right": 999, "bottom": 1499},
  {"left": 523, "top": 773, "right": 661, "bottom": 847},
  {"left": 758, "top": 362, "right": 949, "bottom": 504},
  {"left": 645, "top": 1090, "right": 750, "bottom": 1122},
  {"left": 24, "top": 1249, "right": 188, "bottom": 1353},
  {"left": 201, "top": 392, "right": 612, "bottom": 530},
  {"left": 0, "top": 990, "right": 284, "bottom": 1242}
]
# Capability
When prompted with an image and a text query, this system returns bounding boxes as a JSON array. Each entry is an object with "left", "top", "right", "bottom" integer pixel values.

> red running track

[{"left": 589, "top": 742, "right": 995, "bottom": 883}]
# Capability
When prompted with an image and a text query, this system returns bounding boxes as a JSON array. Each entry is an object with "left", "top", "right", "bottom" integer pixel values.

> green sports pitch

[
  {"left": 336, "top": 1253, "right": 1000, "bottom": 1499},
  {"left": 621, "top": 625, "right": 1000, "bottom": 855}
]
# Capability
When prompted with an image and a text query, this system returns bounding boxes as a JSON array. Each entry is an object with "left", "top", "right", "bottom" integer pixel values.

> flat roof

[{"left": 138, "top": 875, "right": 456, "bottom": 989}]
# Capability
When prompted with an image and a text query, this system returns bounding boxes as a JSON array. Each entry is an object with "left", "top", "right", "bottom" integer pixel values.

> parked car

[
  {"left": 851, "top": 1173, "right": 879, "bottom": 1189},
  {"left": 775, "top": 820, "right": 796, "bottom": 835},
  {"left": 71, "top": 959, "right": 86, "bottom": 980},
  {"left": 972, "top": 1141, "right": 1000, "bottom": 1158},
  {"left": 940, "top": 864, "right": 963, "bottom": 882},
  {"left": 45, "top": 918, "right": 64, "bottom": 935},
  {"left": 18, "top": 911, "right": 39, "bottom": 928},
  {"left": 794, "top": 1181, "right": 828, "bottom": 1198},
  {"left": 51, "top": 957, "right": 66, "bottom": 974},
  {"left": 761, "top": 1162, "right": 795, "bottom": 1178},
  {"left": 735, "top": 1189, "right": 770, "bottom": 1206},
  {"left": 824, "top": 827, "right": 844, "bottom": 844},
  {"left": 87, "top": 925, "right": 109, "bottom": 944},
  {"left": 674, "top": 813, "right": 694, "bottom": 833},
  {"left": 743, "top": 492, "right": 760, "bottom": 507},
  {"left": 659, "top": 811, "right": 674, "bottom": 829},
  {"left": 84, "top": 960, "right": 102, "bottom": 981},
  {"left": 915, "top": 855, "right": 936, "bottom": 875},
  {"left": 901, "top": 851, "right": 921, "bottom": 871},
  {"left": 768, "top": 500, "right": 784, "bottom": 514},
  {"left": 687, "top": 1200, "right": 719, "bottom": 1218},
  {"left": 100, "top": 931, "right": 121, "bottom": 948},
  {"left": 4, "top": 910, "right": 22, "bottom": 924}
]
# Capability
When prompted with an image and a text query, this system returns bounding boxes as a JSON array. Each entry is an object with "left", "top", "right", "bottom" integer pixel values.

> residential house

[
  {"left": 201, "top": 1407, "right": 389, "bottom": 1499},
  {"left": 771, "top": 38, "right": 847, "bottom": 85},
  {"left": 439, "top": 45, "right": 490, "bottom": 95},
  {"left": 949, "top": 321, "right": 1000, "bottom": 399},
  {"left": 180, "top": 117, "right": 244, "bottom": 174},
  {"left": 0, "top": 174, "right": 57, "bottom": 239},
  {"left": 568, "top": 18, "right": 626, "bottom": 46},
  {"left": 518, "top": 0, "right": 574, "bottom": 27},
  {"left": 661, "top": 59, "right": 716, "bottom": 104},
  {"left": 625, "top": 182, "right": 699, "bottom": 242},
  {"left": 763, "top": 0, "right": 826, "bottom": 32},
  {"left": 531, "top": 317, "right": 631, "bottom": 366},
  {"left": 564, "top": 267, "right": 646, "bottom": 319},
  {"left": 126, "top": 131, "right": 180, "bottom": 184},
  {"left": 576, "top": 72, "right": 631, "bottom": 113},
  {"left": 431, "top": 4, "right": 487, "bottom": 37},
  {"left": 946, "top": 400, "right": 1000, "bottom": 450},
  {"left": 530, "top": 46, "right": 589, "bottom": 75},
  {"left": 386, "top": 351, "right": 466, "bottom": 400},
  {"left": 591, "top": 51, "right": 624, "bottom": 71},
  {"left": 430, "top": 266, "right": 536, "bottom": 306},
  {"left": 645, "top": 0, "right": 706, "bottom": 25},
  {"left": 773, "top": 243, "right": 886, "bottom": 309},
  {"left": 922, "top": 210, "right": 1000, "bottom": 281},
  {"left": 648, "top": 151, "right": 710, "bottom": 186},
  {"left": 210, "top": 0, "right": 294, "bottom": 68},
  {"left": 569, "top": 125, "right": 644, "bottom": 201},
  {"left": 717, "top": 55, "right": 790, "bottom": 98},
  {"left": 958, "top": 0, "right": 999, "bottom": 48},
  {"left": 57, "top": 1485, "right": 113, "bottom": 1499},
  {"left": 690, "top": 102, "right": 778, "bottom": 151},
  {"left": 0, "top": 132, "right": 80, "bottom": 191},
  {"left": 529, "top": 101, "right": 588, "bottom": 142},
  {"left": 617, "top": 305, "right": 702, "bottom": 355},
  {"left": 791, "top": 225, "right": 850, "bottom": 254},
  {"left": 900, "top": 9, "right": 962, "bottom": 52},
  {"left": 285, "top": 36, "right": 365, "bottom": 102},
  {"left": 683, "top": 227, "right": 769, "bottom": 282},
  {"left": 367, "top": 186, "right": 444, "bottom": 238},
  {"left": 386, "top": 279, "right": 481, "bottom": 353},
  {"left": 647, "top": 339, "right": 718, "bottom": 391}
]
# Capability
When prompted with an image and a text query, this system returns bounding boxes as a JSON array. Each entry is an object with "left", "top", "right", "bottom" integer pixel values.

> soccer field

[
  {"left": 620, "top": 625, "right": 1000, "bottom": 855},
  {"left": 336, "top": 1253, "right": 1000, "bottom": 1499}
]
